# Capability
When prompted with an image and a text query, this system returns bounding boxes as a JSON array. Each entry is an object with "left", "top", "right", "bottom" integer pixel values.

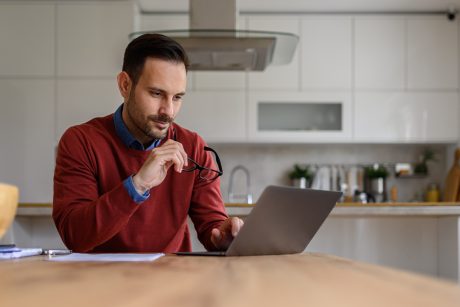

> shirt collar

[{"left": 113, "top": 104, "right": 160, "bottom": 151}]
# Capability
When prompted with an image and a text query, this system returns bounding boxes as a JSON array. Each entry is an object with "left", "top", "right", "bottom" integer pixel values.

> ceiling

[{"left": 137, "top": 0, "right": 460, "bottom": 13}]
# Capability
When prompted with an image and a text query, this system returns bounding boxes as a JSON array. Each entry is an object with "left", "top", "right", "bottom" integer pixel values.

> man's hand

[
  {"left": 132, "top": 140, "right": 188, "bottom": 194},
  {"left": 211, "top": 217, "right": 244, "bottom": 251}
]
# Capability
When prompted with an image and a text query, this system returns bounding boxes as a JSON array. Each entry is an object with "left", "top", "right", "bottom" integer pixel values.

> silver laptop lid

[{"left": 226, "top": 186, "right": 341, "bottom": 256}]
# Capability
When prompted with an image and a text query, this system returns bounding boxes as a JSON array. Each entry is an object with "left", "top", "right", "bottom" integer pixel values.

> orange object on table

[{"left": 0, "top": 183, "right": 19, "bottom": 239}]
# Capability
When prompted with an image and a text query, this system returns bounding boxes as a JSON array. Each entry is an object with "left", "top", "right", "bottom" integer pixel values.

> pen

[
  {"left": 43, "top": 249, "right": 72, "bottom": 256},
  {"left": 0, "top": 244, "right": 16, "bottom": 249}
]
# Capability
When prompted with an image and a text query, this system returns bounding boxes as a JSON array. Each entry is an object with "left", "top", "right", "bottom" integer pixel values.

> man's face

[{"left": 123, "top": 58, "right": 187, "bottom": 142}]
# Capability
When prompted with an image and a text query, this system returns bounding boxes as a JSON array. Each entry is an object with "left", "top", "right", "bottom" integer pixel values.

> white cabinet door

[
  {"left": 248, "top": 92, "right": 352, "bottom": 142},
  {"left": 354, "top": 17, "right": 405, "bottom": 90},
  {"left": 139, "top": 14, "right": 189, "bottom": 31},
  {"left": 56, "top": 80, "right": 123, "bottom": 140},
  {"left": 57, "top": 2, "right": 134, "bottom": 77},
  {"left": 0, "top": 3, "right": 54, "bottom": 76},
  {"left": 247, "top": 16, "right": 300, "bottom": 90},
  {"left": 194, "top": 71, "right": 246, "bottom": 90},
  {"left": 175, "top": 92, "right": 246, "bottom": 143},
  {"left": 301, "top": 17, "right": 352, "bottom": 90},
  {"left": 354, "top": 92, "right": 459, "bottom": 142},
  {"left": 407, "top": 17, "right": 458, "bottom": 89},
  {"left": 0, "top": 80, "right": 55, "bottom": 202}
]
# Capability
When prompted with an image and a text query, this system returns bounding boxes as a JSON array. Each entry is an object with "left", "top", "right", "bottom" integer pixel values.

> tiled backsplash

[{"left": 212, "top": 143, "right": 448, "bottom": 203}]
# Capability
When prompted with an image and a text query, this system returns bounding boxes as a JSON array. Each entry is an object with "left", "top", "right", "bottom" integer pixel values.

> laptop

[{"left": 176, "top": 185, "right": 342, "bottom": 257}]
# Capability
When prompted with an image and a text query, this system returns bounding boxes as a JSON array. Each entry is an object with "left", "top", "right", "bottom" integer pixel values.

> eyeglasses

[{"left": 173, "top": 130, "right": 223, "bottom": 182}]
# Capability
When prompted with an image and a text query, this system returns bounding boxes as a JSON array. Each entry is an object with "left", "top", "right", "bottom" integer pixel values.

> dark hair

[{"left": 122, "top": 33, "right": 189, "bottom": 86}]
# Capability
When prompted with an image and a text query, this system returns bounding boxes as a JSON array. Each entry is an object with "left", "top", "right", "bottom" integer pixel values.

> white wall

[{"left": 0, "top": 1, "right": 134, "bottom": 202}]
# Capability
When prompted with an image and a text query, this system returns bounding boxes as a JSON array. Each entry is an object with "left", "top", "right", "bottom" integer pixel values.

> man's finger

[
  {"left": 176, "top": 141, "right": 188, "bottom": 167},
  {"left": 173, "top": 151, "right": 185, "bottom": 172},
  {"left": 152, "top": 148, "right": 185, "bottom": 173},
  {"left": 161, "top": 140, "right": 188, "bottom": 167},
  {"left": 231, "top": 217, "right": 243, "bottom": 237},
  {"left": 156, "top": 143, "right": 187, "bottom": 171},
  {"left": 211, "top": 228, "right": 222, "bottom": 247},
  {"left": 212, "top": 228, "right": 221, "bottom": 239}
]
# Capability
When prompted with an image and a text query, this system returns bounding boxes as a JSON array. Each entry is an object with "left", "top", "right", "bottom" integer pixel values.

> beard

[{"left": 125, "top": 92, "right": 174, "bottom": 140}]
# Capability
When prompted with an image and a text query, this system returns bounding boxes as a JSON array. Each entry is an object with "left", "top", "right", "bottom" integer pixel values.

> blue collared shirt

[{"left": 114, "top": 104, "right": 161, "bottom": 203}]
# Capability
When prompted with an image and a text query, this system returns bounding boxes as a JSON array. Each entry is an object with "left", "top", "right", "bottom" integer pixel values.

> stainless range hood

[{"left": 131, "top": 0, "right": 299, "bottom": 71}]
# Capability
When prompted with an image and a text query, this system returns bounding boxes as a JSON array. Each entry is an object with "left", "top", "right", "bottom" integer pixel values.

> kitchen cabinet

[
  {"left": 56, "top": 80, "right": 123, "bottom": 140},
  {"left": 135, "top": 13, "right": 460, "bottom": 145},
  {"left": 354, "top": 92, "right": 459, "bottom": 142},
  {"left": 407, "top": 16, "right": 458, "bottom": 90},
  {"left": 248, "top": 92, "right": 352, "bottom": 142},
  {"left": 138, "top": 13, "right": 189, "bottom": 31},
  {"left": 353, "top": 15, "right": 459, "bottom": 143},
  {"left": 247, "top": 15, "right": 301, "bottom": 90},
  {"left": 301, "top": 16, "right": 352, "bottom": 90},
  {"left": 174, "top": 91, "right": 246, "bottom": 142},
  {"left": 56, "top": 2, "right": 134, "bottom": 77},
  {"left": 354, "top": 17, "right": 405, "bottom": 90},
  {"left": 194, "top": 71, "right": 246, "bottom": 90},
  {"left": 0, "top": 80, "right": 55, "bottom": 203},
  {"left": 0, "top": 3, "right": 54, "bottom": 76},
  {"left": 224, "top": 205, "right": 460, "bottom": 282}
]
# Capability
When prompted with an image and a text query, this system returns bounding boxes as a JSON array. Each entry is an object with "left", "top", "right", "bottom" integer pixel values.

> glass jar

[{"left": 425, "top": 183, "right": 440, "bottom": 203}]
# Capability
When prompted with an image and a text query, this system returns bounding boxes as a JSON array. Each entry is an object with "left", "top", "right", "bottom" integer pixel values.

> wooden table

[{"left": 1, "top": 253, "right": 460, "bottom": 307}]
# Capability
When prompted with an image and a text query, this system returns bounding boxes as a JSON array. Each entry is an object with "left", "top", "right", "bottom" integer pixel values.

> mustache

[{"left": 148, "top": 114, "right": 174, "bottom": 123}]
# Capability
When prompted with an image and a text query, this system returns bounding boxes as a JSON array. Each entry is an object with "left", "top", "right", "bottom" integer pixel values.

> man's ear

[{"left": 117, "top": 71, "right": 132, "bottom": 101}]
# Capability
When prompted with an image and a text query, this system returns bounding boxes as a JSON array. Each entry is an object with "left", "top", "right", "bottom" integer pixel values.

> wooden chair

[{"left": 0, "top": 183, "right": 19, "bottom": 240}]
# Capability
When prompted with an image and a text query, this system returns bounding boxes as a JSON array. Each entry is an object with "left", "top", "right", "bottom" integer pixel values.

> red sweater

[{"left": 53, "top": 114, "right": 228, "bottom": 253}]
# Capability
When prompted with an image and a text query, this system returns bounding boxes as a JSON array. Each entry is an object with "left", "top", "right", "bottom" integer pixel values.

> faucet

[{"left": 228, "top": 165, "right": 253, "bottom": 204}]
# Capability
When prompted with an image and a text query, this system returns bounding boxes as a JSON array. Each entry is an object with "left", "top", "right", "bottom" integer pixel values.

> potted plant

[
  {"left": 364, "top": 164, "right": 389, "bottom": 202},
  {"left": 288, "top": 164, "right": 312, "bottom": 189},
  {"left": 364, "top": 164, "right": 389, "bottom": 180},
  {"left": 414, "top": 148, "right": 436, "bottom": 175}
]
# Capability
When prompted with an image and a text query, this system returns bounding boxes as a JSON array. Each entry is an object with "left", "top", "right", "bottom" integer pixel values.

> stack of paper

[{"left": 48, "top": 253, "right": 164, "bottom": 262}]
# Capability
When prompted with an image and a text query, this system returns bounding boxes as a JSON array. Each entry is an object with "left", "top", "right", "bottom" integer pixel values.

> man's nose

[{"left": 159, "top": 97, "right": 174, "bottom": 117}]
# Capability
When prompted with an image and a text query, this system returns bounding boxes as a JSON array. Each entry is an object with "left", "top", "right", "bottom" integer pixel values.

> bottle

[
  {"left": 425, "top": 183, "right": 440, "bottom": 203},
  {"left": 390, "top": 185, "right": 398, "bottom": 203}
]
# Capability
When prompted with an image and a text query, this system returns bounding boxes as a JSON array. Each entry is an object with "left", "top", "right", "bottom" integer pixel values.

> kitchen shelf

[{"left": 395, "top": 174, "right": 428, "bottom": 179}]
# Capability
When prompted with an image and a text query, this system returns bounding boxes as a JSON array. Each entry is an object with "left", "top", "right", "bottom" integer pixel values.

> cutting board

[{"left": 444, "top": 148, "right": 460, "bottom": 202}]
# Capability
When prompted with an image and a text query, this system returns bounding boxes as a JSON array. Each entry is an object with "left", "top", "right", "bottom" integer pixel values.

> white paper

[
  {"left": 48, "top": 253, "right": 164, "bottom": 262},
  {"left": 0, "top": 248, "right": 43, "bottom": 260}
]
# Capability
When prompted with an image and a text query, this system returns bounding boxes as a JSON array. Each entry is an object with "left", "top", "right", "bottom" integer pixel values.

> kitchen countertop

[
  {"left": 226, "top": 202, "right": 460, "bottom": 217},
  {"left": 1, "top": 253, "right": 459, "bottom": 307},
  {"left": 16, "top": 202, "right": 460, "bottom": 217}
]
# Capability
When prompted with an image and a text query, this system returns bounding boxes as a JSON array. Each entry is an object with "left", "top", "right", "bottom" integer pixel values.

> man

[{"left": 53, "top": 34, "right": 243, "bottom": 253}]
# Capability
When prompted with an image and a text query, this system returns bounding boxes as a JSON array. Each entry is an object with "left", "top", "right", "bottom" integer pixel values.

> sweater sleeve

[
  {"left": 187, "top": 135, "right": 229, "bottom": 251},
  {"left": 52, "top": 127, "right": 140, "bottom": 252}
]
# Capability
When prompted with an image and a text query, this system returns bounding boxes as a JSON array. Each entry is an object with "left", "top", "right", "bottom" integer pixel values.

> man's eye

[
  {"left": 150, "top": 91, "right": 161, "bottom": 96},
  {"left": 174, "top": 95, "right": 183, "bottom": 101}
]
